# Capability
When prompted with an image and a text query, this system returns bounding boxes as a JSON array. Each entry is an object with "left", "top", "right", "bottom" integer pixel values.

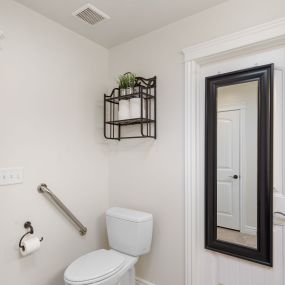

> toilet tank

[{"left": 106, "top": 207, "right": 153, "bottom": 257}]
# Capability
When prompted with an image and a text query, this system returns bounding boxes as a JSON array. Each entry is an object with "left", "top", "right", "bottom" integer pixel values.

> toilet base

[{"left": 117, "top": 267, "right": 136, "bottom": 285}]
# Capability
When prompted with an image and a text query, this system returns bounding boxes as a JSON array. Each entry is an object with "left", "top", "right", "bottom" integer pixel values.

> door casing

[{"left": 217, "top": 109, "right": 241, "bottom": 231}]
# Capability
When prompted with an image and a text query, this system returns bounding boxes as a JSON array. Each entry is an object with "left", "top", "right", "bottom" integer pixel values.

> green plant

[
  {"left": 127, "top": 73, "right": 137, "bottom": 88},
  {"left": 117, "top": 72, "right": 137, "bottom": 88},
  {"left": 117, "top": 74, "right": 128, "bottom": 89}
]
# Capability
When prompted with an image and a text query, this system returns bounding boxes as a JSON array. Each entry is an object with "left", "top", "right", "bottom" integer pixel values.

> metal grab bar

[
  {"left": 37, "top": 183, "right": 87, "bottom": 236},
  {"left": 274, "top": 211, "right": 285, "bottom": 217}
]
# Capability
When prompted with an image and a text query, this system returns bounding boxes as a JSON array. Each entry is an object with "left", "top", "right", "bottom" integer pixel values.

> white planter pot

[
  {"left": 118, "top": 100, "right": 130, "bottom": 120},
  {"left": 126, "top": 87, "right": 134, "bottom": 95},
  {"left": 120, "top": 89, "right": 127, "bottom": 96},
  {"left": 130, "top": 98, "right": 145, "bottom": 119}
]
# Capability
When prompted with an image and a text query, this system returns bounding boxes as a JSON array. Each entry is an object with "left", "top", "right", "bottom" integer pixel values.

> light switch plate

[{"left": 0, "top": 167, "right": 23, "bottom": 186}]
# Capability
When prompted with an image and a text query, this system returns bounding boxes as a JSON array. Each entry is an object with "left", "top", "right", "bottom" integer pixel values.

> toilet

[{"left": 64, "top": 207, "right": 153, "bottom": 285}]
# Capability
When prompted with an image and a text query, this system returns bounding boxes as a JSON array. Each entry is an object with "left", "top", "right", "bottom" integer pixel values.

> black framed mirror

[{"left": 205, "top": 64, "right": 273, "bottom": 266}]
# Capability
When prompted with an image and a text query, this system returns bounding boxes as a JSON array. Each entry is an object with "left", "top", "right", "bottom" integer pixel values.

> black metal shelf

[
  {"left": 106, "top": 118, "right": 155, "bottom": 126},
  {"left": 104, "top": 76, "right": 157, "bottom": 140},
  {"left": 105, "top": 92, "right": 155, "bottom": 104}
]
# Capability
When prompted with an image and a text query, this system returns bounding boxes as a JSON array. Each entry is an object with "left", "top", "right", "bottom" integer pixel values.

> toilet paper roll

[
  {"left": 20, "top": 236, "right": 41, "bottom": 256},
  {"left": 130, "top": 98, "right": 145, "bottom": 119},
  {"left": 118, "top": 100, "right": 130, "bottom": 120}
]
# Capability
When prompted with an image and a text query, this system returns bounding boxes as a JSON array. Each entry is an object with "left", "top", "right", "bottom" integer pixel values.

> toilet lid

[{"left": 64, "top": 249, "right": 126, "bottom": 284}]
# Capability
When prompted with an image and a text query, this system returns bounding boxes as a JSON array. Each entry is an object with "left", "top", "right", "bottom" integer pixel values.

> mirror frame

[{"left": 205, "top": 64, "right": 274, "bottom": 266}]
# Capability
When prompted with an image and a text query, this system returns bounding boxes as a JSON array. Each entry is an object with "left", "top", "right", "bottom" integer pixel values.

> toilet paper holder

[{"left": 19, "top": 221, "right": 43, "bottom": 251}]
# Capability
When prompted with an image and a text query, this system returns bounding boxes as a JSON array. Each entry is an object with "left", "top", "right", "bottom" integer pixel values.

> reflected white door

[{"left": 217, "top": 110, "right": 240, "bottom": 230}]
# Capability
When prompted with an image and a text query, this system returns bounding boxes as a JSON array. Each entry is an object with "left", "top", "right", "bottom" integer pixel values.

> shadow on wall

[{"left": 47, "top": 268, "right": 65, "bottom": 285}]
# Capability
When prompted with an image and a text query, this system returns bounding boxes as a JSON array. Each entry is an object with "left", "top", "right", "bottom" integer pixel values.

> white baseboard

[
  {"left": 136, "top": 277, "right": 156, "bottom": 285},
  {"left": 242, "top": 225, "right": 257, "bottom": 235}
]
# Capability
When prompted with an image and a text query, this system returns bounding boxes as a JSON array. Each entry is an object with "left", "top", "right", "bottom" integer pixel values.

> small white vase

[
  {"left": 126, "top": 87, "right": 134, "bottom": 95},
  {"left": 120, "top": 89, "right": 127, "bottom": 96},
  {"left": 130, "top": 98, "right": 145, "bottom": 119},
  {"left": 118, "top": 100, "right": 130, "bottom": 120}
]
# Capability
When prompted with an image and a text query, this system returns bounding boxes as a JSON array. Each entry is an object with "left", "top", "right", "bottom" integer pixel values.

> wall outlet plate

[{"left": 0, "top": 167, "right": 23, "bottom": 186}]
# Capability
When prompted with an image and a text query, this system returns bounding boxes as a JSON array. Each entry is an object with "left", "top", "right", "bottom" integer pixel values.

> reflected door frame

[
  {"left": 217, "top": 108, "right": 241, "bottom": 231},
  {"left": 218, "top": 104, "right": 251, "bottom": 235},
  {"left": 183, "top": 17, "right": 285, "bottom": 285}
]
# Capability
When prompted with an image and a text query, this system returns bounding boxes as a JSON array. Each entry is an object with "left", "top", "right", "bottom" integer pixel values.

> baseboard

[
  {"left": 136, "top": 276, "right": 156, "bottom": 285},
  {"left": 242, "top": 225, "right": 257, "bottom": 235}
]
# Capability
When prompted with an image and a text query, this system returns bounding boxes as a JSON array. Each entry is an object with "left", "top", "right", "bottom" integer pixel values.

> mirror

[
  {"left": 205, "top": 65, "right": 273, "bottom": 266},
  {"left": 217, "top": 81, "right": 258, "bottom": 249}
]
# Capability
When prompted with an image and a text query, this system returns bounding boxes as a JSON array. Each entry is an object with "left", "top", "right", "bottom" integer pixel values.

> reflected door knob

[{"left": 229, "top": 175, "right": 239, "bottom": 179}]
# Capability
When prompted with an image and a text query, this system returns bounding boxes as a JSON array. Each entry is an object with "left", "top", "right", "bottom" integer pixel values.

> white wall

[
  {"left": 108, "top": 1, "right": 285, "bottom": 284},
  {"left": 0, "top": 1, "right": 109, "bottom": 285}
]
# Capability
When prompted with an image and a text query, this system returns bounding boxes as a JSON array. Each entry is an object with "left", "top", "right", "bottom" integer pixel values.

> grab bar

[
  {"left": 274, "top": 211, "right": 285, "bottom": 217},
  {"left": 37, "top": 183, "right": 87, "bottom": 236}
]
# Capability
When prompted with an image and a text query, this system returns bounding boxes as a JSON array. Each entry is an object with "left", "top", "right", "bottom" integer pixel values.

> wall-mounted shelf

[{"left": 104, "top": 76, "right": 157, "bottom": 140}]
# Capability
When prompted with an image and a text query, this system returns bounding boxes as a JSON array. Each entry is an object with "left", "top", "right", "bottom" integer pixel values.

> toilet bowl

[
  {"left": 64, "top": 208, "right": 153, "bottom": 285},
  {"left": 64, "top": 249, "right": 138, "bottom": 285}
]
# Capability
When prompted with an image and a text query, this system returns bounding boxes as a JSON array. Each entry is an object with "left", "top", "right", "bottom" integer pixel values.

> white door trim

[{"left": 183, "top": 17, "right": 285, "bottom": 285}]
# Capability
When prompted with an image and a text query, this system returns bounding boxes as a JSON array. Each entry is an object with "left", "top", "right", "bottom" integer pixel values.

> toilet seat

[{"left": 64, "top": 249, "right": 126, "bottom": 285}]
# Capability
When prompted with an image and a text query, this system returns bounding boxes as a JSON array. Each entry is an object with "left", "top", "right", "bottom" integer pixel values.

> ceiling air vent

[{"left": 73, "top": 4, "right": 110, "bottom": 26}]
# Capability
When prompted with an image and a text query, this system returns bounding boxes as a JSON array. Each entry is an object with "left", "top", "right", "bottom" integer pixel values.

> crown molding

[{"left": 182, "top": 17, "right": 285, "bottom": 62}]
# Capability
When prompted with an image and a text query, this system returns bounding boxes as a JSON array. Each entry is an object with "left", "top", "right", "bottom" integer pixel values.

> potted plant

[
  {"left": 117, "top": 72, "right": 137, "bottom": 96},
  {"left": 117, "top": 74, "right": 128, "bottom": 96},
  {"left": 126, "top": 72, "right": 136, "bottom": 95},
  {"left": 117, "top": 72, "right": 144, "bottom": 120}
]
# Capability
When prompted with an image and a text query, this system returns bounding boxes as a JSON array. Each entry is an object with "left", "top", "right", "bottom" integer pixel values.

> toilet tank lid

[{"left": 106, "top": 207, "right": 153, "bottom": 223}]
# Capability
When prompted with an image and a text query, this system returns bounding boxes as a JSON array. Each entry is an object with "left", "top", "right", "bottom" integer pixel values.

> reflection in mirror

[{"left": 216, "top": 81, "right": 258, "bottom": 249}]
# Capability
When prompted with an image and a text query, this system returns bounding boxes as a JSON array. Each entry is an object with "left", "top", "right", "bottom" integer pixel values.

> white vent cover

[{"left": 73, "top": 4, "right": 110, "bottom": 25}]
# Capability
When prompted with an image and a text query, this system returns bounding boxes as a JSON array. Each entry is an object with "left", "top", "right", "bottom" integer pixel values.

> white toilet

[{"left": 64, "top": 207, "right": 153, "bottom": 285}]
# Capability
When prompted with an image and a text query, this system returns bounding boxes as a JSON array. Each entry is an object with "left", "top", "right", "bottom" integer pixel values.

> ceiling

[{"left": 14, "top": 0, "right": 226, "bottom": 48}]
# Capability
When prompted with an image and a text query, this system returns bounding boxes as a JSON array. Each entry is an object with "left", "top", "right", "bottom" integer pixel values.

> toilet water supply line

[{"left": 37, "top": 183, "right": 87, "bottom": 235}]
